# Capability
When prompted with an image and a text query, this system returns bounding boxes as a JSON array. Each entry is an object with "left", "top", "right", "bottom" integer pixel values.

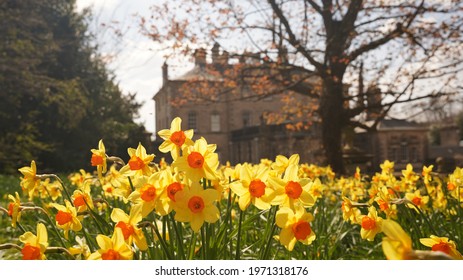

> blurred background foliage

[{"left": 0, "top": 0, "right": 151, "bottom": 174}]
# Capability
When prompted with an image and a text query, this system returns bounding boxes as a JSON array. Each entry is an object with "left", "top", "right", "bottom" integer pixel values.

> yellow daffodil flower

[
  {"left": 110, "top": 204, "right": 148, "bottom": 251},
  {"left": 88, "top": 227, "right": 134, "bottom": 260},
  {"left": 230, "top": 163, "right": 274, "bottom": 211},
  {"left": 68, "top": 236, "right": 91, "bottom": 260},
  {"left": 90, "top": 139, "right": 107, "bottom": 178},
  {"left": 71, "top": 189, "right": 93, "bottom": 213},
  {"left": 405, "top": 190, "right": 429, "bottom": 212},
  {"left": 269, "top": 164, "right": 315, "bottom": 209},
  {"left": 119, "top": 143, "right": 155, "bottom": 177},
  {"left": 7, "top": 192, "right": 21, "bottom": 228},
  {"left": 19, "top": 223, "right": 48, "bottom": 260},
  {"left": 420, "top": 235, "right": 463, "bottom": 259},
  {"left": 275, "top": 206, "right": 316, "bottom": 251},
  {"left": 172, "top": 137, "right": 219, "bottom": 183},
  {"left": 271, "top": 154, "right": 300, "bottom": 176},
  {"left": 359, "top": 206, "right": 382, "bottom": 241},
  {"left": 173, "top": 181, "right": 220, "bottom": 232},
  {"left": 340, "top": 196, "right": 361, "bottom": 224},
  {"left": 50, "top": 200, "right": 82, "bottom": 239},
  {"left": 382, "top": 220, "right": 454, "bottom": 260},
  {"left": 381, "top": 219, "right": 413, "bottom": 260},
  {"left": 158, "top": 117, "right": 194, "bottom": 160},
  {"left": 129, "top": 168, "right": 180, "bottom": 217},
  {"left": 18, "top": 160, "right": 40, "bottom": 200}
]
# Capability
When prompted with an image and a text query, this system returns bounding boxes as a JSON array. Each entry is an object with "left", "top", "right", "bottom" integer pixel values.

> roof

[
  {"left": 377, "top": 118, "right": 428, "bottom": 131},
  {"left": 174, "top": 65, "right": 224, "bottom": 82}
]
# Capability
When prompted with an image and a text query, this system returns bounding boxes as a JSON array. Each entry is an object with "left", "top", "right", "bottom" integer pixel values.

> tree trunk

[{"left": 320, "top": 78, "right": 346, "bottom": 174}]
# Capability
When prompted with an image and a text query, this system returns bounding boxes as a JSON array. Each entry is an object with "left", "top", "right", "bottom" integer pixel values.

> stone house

[{"left": 153, "top": 44, "right": 322, "bottom": 164}]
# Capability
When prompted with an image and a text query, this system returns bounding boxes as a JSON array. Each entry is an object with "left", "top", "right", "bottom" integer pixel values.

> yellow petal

[
  {"left": 276, "top": 208, "right": 293, "bottom": 228},
  {"left": 190, "top": 215, "right": 204, "bottom": 232},
  {"left": 96, "top": 234, "right": 113, "bottom": 251},
  {"left": 111, "top": 208, "right": 129, "bottom": 223}
]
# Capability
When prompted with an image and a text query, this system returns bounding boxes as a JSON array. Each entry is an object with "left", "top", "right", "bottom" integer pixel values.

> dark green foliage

[{"left": 0, "top": 0, "right": 149, "bottom": 173}]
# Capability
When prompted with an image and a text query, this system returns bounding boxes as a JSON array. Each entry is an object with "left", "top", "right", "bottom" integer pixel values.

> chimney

[
  {"left": 218, "top": 50, "right": 229, "bottom": 65},
  {"left": 194, "top": 48, "right": 206, "bottom": 67},
  {"left": 162, "top": 61, "right": 168, "bottom": 86},
  {"left": 211, "top": 42, "right": 220, "bottom": 64}
]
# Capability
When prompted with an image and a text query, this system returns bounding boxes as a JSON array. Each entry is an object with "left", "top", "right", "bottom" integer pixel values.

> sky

[{"left": 75, "top": 0, "right": 192, "bottom": 137}]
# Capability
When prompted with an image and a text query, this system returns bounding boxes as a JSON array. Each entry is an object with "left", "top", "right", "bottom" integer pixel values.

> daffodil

[
  {"left": 422, "top": 165, "right": 433, "bottom": 185},
  {"left": 18, "top": 160, "right": 40, "bottom": 200},
  {"left": 420, "top": 235, "right": 463, "bottom": 259},
  {"left": 68, "top": 236, "right": 91, "bottom": 259},
  {"left": 230, "top": 163, "right": 274, "bottom": 211},
  {"left": 50, "top": 200, "right": 82, "bottom": 239},
  {"left": 405, "top": 190, "right": 429, "bottom": 212},
  {"left": 71, "top": 189, "right": 93, "bottom": 213},
  {"left": 110, "top": 204, "right": 148, "bottom": 251},
  {"left": 271, "top": 154, "right": 300, "bottom": 176},
  {"left": 173, "top": 181, "right": 220, "bottom": 232},
  {"left": 119, "top": 143, "right": 155, "bottom": 177},
  {"left": 88, "top": 227, "right": 134, "bottom": 260},
  {"left": 158, "top": 117, "right": 194, "bottom": 160},
  {"left": 19, "top": 223, "right": 48, "bottom": 260},
  {"left": 69, "top": 169, "right": 93, "bottom": 190},
  {"left": 90, "top": 139, "right": 107, "bottom": 178},
  {"left": 269, "top": 164, "right": 315, "bottom": 209},
  {"left": 7, "top": 192, "right": 21, "bottom": 228},
  {"left": 382, "top": 220, "right": 454, "bottom": 260},
  {"left": 275, "top": 206, "right": 316, "bottom": 251},
  {"left": 172, "top": 137, "right": 219, "bottom": 183},
  {"left": 373, "top": 186, "right": 398, "bottom": 219},
  {"left": 381, "top": 219, "right": 413, "bottom": 260},
  {"left": 101, "top": 165, "right": 132, "bottom": 199},
  {"left": 340, "top": 196, "right": 361, "bottom": 224},
  {"left": 380, "top": 160, "right": 394, "bottom": 175},
  {"left": 42, "top": 179, "right": 62, "bottom": 201},
  {"left": 358, "top": 206, "right": 383, "bottom": 241},
  {"left": 129, "top": 168, "right": 182, "bottom": 217}
]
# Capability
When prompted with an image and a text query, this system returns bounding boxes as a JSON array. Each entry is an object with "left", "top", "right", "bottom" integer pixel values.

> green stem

[
  {"left": 261, "top": 206, "right": 278, "bottom": 259},
  {"left": 22, "top": 206, "right": 68, "bottom": 248},
  {"left": 188, "top": 231, "right": 197, "bottom": 260},
  {"left": 168, "top": 213, "right": 185, "bottom": 259},
  {"left": 235, "top": 208, "right": 245, "bottom": 260},
  {"left": 140, "top": 221, "right": 173, "bottom": 259}
]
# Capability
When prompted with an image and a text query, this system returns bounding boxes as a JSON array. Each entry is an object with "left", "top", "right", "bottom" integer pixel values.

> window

[
  {"left": 242, "top": 111, "right": 251, "bottom": 127},
  {"left": 188, "top": 111, "right": 197, "bottom": 130},
  {"left": 211, "top": 112, "right": 220, "bottom": 132},
  {"left": 400, "top": 144, "right": 408, "bottom": 162},
  {"left": 410, "top": 147, "right": 418, "bottom": 162}
]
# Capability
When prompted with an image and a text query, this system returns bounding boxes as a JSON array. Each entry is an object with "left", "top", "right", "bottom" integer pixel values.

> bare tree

[{"left": 141, "top": 0, "right": 463, "bottom": 173}]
